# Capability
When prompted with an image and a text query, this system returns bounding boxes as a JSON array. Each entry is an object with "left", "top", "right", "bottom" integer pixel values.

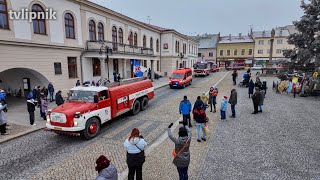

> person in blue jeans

[
  {"left": 193, "top": 104, "right": 207, "bottom": 142},
  {"left": 228, "top": 89, "right": 237, "bottom": 118},
  {"left": 220, "top": 96, "right": 228, "bottom": 120},
  {"left": 47, "top": 82, "right": 55, "bottom": 102},
  {"left": 179, "top": 96, "right": 192, "bottom": 127}
]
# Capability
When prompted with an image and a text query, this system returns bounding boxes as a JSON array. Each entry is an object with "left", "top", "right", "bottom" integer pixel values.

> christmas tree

[{"left": 285, "top": 0, "right": 320, "bottom": 70}]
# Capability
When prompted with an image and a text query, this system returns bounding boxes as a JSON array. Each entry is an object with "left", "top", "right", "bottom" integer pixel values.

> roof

[
  {"left": 219, "top": 35, "right": 254, "bottom": 44},
  {"left": 252, "top": 29, "right": 290, "bottom": 38},
  {"left": 141, "top": 23, "right": 173, "bottom": 32},
  {"left": 70, "top": 86, "right": 108, "bottom": 92},
  {"left": 172, "top": 68, "right": 192, "bottom": 74},
  {"left": 191, "top": 34, "right": 219, "bottom": 49}
]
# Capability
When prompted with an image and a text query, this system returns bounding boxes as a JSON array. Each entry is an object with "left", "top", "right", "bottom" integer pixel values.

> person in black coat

[
  {"left": 262, "top": 80, "right": 267, "bottom": 97},
  {"left": 232, "top": 70, "right": 238, "bottom": 85},
  {"left": 55, "top": 91, "right": 64, "bottom": 106},
  {"left": 248, "top": 80, "right": 254, "bottom": 98},
  {"left": 27, "top": 98, "right": 37, "bottom": 126},
  {"left": 251, "top": 87, "right": 261, "bottom": 114},
  {"left": 255, "top": 77, "right": 262, "bottom": 89}
]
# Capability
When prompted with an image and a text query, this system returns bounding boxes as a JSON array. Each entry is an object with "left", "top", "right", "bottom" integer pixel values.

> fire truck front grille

[{"left": 50, "top": 112, "right": 67, "bottom": 123}]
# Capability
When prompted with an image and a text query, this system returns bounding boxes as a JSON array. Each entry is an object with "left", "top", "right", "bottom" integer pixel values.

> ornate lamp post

[
  {"left": 98, "top": 41, "right": 113, "bottom": 85},
  {"left": 179, "top": 52, "right": 184, "bottom": 68}
]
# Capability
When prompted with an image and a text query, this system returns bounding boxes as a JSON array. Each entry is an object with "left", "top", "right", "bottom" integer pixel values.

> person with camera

[
  {"left": 167, "top": 123, "right": 191, "bottom": 180},
  {"left": 124, "top": 128, "right": 147, "bottom": 180}
]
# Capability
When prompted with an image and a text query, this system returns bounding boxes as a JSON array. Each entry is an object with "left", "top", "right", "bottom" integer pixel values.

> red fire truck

[
  {"left": 193, "top": 62, "right": 210, "bottom": 76},
  {"left": 208, "top": 62, "right": 220, "bottom": 72},
  {"left": 45, "top": 78, "right": 154, "bottom": 139}
]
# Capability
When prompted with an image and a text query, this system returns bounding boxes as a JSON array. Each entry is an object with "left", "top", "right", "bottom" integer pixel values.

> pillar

[
  {"left": 123, "top": 59, "right": 127, "bottom": 79},
  {"left": 99, "top": 57, "right": 106, "bottom": 84},
  {"left": 151, "top": 60, "right": 155, "bottom": 82}
]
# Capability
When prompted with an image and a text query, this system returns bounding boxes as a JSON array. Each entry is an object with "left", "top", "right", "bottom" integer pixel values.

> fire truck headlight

[
  {"left": 74, "top": 121, "right": 78, "bottom": 127},
  {"left": 46, "top": 115, "right": 50, "bottom": 123}
]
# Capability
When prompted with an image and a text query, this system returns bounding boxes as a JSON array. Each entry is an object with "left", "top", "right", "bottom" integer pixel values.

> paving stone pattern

[{"left": 1, "top": 71, "right": 228, "bottom": 180}]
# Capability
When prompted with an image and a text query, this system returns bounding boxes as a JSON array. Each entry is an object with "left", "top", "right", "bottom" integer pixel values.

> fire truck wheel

[
  {"left": 132, "top": 100, "right": 141, "bottom": 115},
  {"left": 140, "top": 97, "right": 149, "bottom": 111},
  {"left": 82, "top": 118, "right": 100, "bottom": 140}
]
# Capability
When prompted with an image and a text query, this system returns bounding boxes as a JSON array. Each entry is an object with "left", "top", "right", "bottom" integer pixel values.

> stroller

[{"left": 238, "top": 78, "right": 249, "bottom": 87}]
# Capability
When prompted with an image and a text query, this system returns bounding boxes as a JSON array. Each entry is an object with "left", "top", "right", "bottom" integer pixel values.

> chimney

[
  {"left": 229, "top": 34, "right": 232, "bottom": 40},
  {"left": 239, "top": 33, "right": 242, "bottom": 39}
]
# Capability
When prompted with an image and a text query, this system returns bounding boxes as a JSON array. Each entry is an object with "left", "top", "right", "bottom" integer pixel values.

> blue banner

[{"left": 133, "top": 60, "right": 146, "bottom": 77}]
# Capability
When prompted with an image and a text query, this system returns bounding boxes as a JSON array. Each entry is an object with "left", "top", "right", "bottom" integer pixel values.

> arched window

[
  {"left": 32, "top": 4, "right": 46, "bottom": 34},
  {"left": 98, "top": 22, "right": 104, "bottom": 41},
  {"left": 143, "top": 35, "right": 146, "bottom": 48},
  {"left": 150, "top": 37, "right": 153, "bottom": 50},
  {"left": 128, "top": 31, "right": 133, "bottom": 46},
  {"left": 65, "top": 13, "right": 75, "bottom": 39},
  {"left": 156, "top": 39, "right": 159, "bottom": 52},
  {"left": 0, "top": 0, "right": 9, "bottom": 29},
  {"left": 175, "top": 41, "right": 178, "bottom": 53},
  {"left": 118, "top": 28, "right": 123, "bottom": 44},
  {"left": 134, "top": 33, "right": 138, "bottom": 46},
  {"left": 89, "top": 20, "right": 96, "bottom": 41},
  {"left": 112, "top": 26, "right": 117, "bottom": 50}
]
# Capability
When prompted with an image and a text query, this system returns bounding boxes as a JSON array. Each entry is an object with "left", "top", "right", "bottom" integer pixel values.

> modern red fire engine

[{"left": 46, "top": 78, "right": 154, "bottom": 139}]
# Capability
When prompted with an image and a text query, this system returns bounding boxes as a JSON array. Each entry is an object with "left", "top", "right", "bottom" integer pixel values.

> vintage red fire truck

[{"left": 45, "top": 78, "right": 154, "bottom": 139}]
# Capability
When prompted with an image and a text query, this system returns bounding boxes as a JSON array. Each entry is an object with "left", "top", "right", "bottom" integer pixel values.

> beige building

[
  {"left": 252, "top": 27, "right": 295, "bottom": 66},
  {"left": 0, "top": 0, "right": 198, "bottom": 97},
  {"left": 217, "top": 34, "right": 255, "bottom": 67}
]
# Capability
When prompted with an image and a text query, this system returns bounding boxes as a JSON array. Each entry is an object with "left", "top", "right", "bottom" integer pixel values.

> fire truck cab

[
  {"left": 193, "top": 62, "right": 210, "bottom": 76},
  {"left": 46, "top": 79, "right": 154, "bottom": 139}
]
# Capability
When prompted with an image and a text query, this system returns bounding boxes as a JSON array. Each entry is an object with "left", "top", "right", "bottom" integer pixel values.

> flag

[{"left": 133, "top": 60, "right": 147, "bottom": 77}]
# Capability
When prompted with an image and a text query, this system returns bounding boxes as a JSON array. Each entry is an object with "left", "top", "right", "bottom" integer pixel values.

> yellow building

[
  {"left": 217, "top": 34, "right": 255, "bottom": 67},
  {"left": 252, "top": 27, "right": 295, "bottom": 66}
]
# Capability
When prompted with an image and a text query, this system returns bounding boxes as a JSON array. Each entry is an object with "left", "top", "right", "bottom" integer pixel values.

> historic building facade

[
  {"left": 192, "top": 34, "right": 220, "bottom": 64},
  {"left": 0, "top": 0, "right": 198, "bottom": 97},
  {"left": 217, "top": 34, "right": 255, "bottom": 67}
]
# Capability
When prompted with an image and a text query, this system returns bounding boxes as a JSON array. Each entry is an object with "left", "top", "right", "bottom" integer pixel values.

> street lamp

[
  {"left": 98, "top": 41, "right": 113, "bottom": 85},
  {"left": 179, "top": 52, "right": 184, "bottom": 68}
]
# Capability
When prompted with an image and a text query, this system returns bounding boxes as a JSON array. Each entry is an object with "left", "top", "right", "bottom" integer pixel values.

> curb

[{"left": 0, "top": 83, "right": 169, "bottom": 145}]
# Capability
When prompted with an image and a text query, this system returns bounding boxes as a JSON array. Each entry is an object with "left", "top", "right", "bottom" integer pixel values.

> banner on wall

[{"left": 133, "top": 60, "right": 147, "bottom": 77}]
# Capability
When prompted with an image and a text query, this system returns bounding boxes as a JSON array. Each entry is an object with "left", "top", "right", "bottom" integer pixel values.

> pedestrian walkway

[{"left": 0, "top": 78, "right": 168, "bottom": 144}]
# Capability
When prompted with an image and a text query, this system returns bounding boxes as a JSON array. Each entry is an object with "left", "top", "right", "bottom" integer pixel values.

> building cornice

[{"left": 0, "top": 40, "right": 83, "bottom": 51}]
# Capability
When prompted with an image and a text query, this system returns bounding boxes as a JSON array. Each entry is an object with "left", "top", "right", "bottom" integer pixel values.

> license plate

[{"left": 54, "top": 127, "right": 62, "bottom": 131}]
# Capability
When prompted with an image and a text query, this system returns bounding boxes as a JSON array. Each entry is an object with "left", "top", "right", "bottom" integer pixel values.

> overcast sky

[{"left": 91, "top": 0, "right": 303, "bottom": 36}]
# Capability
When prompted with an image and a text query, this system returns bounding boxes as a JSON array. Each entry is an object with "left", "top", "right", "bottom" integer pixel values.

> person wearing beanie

[
  {"left": 179, "top": 96, "right": 192, "bottom": 127},
  {"left": 220, "top": 96, "right": 228, "bottom": 120},
  {"left": 167, "top": 123, "right": 191, "bottom": 180},
  {"left": 95, "top": 155, "right": 118, "bottom": 180},
  {"left": 193, "top": 96, "right": 205, "bottom": 111}
]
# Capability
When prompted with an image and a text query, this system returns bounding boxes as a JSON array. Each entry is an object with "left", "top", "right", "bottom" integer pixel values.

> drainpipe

[{"left": 160, "top": 33, "right": 162, "bottom": 72}]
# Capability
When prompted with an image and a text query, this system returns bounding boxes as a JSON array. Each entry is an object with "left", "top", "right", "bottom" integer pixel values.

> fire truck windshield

[
  {"left": 193, "top": 64, "right": 207, "bottom": 69},
  {"left": 172, "top": 74, "right": 184, "bottom": 79},
  {"left": 68, "top": 90, "right": 98, "bottom": 102}
]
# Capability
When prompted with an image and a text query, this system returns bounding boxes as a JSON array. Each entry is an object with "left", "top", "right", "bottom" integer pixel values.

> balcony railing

[{"left": 85, "top": 40, "right": 154, "bottom": 56}]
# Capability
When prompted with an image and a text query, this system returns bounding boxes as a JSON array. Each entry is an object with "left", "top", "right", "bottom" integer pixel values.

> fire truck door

[
  {"left": 117, "top": 96, "right": 129, "bottom": 112},
  {"left": 97, "top": 90, "right": 111, "bottom": 123}
]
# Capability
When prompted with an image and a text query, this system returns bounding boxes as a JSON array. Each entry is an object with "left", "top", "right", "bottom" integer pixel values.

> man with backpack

[{"left": 193, "top": 104, "right": 207, "bottom": 142}]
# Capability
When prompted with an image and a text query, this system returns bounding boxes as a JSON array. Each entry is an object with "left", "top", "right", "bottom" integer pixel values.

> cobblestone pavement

[
  {"left": 197, "top": 74, "right": 320, "bottom": 180},
  {"left": 0, "top": 71, "right": 228, "bottom": 180}
]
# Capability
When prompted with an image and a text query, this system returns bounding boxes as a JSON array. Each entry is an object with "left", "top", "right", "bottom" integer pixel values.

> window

[
  {"left": 143, "top": 35, "right": 146, "bottom": 48},
  {"left": 0, "top": 0, "right": 9, "bottom": 29},
  {"left": 176, "top": 61, "right": 178, "bottom": 69},
  {"left": 258, "top": 40, "right": 264, "bottom": 45},
  {"left": 277, "top": 39, "right": 283, "bottom": 44},
  {"left": 89, "top": 20, "right": 96, "bottom": 41},
  {"left": 65, "top": 13, "right": 75, "bottom": 39},
  {"left": 112, "top": 26, "right": 117, "bottom": 50},
  {"left": 134, "top": 33, "right": 138, "bottom": 46},
  {"left": 118, "top": 28, "right": 123, "bottom": 44},
  {"left": 144, "top": 60, "right": 147, "bottom": 67},
  {"left": 68, "top": 57, "right": 77, "bottom": 78},
  {"left": 128, "top": 31, "right": 133, "bottom": 46},
  {"left": 92, "top": 58, "right": 101, "bottom": 76},
  {"left": 54, "top": 62, "right": 62, "bottom": 75},
  {"left": 198, "top": 53, "right": 202, "bottom": 57},
  {"left": 32, "top": 4, "right": 46, "bottom": 35},
  {"left": 150, "top": 37, "right": 153, "bottom": 49},
  {"left": 234, "top": 49, "right": 238, "bottom": 56},
  {"left": 189, "top": 45, "right": 190, "bottom": 53},
  {"left": 241, "top": 49, "right": 245, "bottom": 55},
  {"left": 175, "top": 41, "right": 178, "bottom": 53},
  {"left": 98, "top": 22, "right": 104, "bottom": 41},
  {"left": 249, "top": 49, "right": 253, "bottom": 55},
  {"left": 267, "top": 49, "right": 270, "bottom": 54},
  {"left": 258, "top": 50, "right": 263, "bottom": 54},
  {"left": 227, "top": 50, "right": 230, "bottom": 56},
  {"left": 157, "top": 61, "right": 160, "bottom": 71},
  {"left": 220, "top": 50, "right": 223, "bottom": 56},
  {"left": 209, "top": 52, "right": 213, "bottom": 57},
  {"left": 156, "top": 39, "right": 159, "bottom": 52},
  {"left": 276, "top": 49, "right": 282, "bottom": 54}
]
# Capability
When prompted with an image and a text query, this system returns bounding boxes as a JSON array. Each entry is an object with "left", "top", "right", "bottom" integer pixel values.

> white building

[{"left": 0, "top": 0, "right": 199, "bottom": 97}]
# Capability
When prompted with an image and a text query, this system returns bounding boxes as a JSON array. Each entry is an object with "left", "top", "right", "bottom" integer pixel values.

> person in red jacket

[
  {"left": 193, "top": 104, "right": 207, "bottom": 142},
  {"left": 208, "top": 87, "right": 219, "bottom": 113}
]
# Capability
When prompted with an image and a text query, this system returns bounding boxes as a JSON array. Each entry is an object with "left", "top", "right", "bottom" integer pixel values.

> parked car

[{"left": 252, "top": 65, "right": 263, "bottom": 70}]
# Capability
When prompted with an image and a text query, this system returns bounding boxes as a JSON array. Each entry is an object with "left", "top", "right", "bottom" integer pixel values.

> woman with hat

[{"left": 95, "top": 155, "right": 118, "bottom": 180}]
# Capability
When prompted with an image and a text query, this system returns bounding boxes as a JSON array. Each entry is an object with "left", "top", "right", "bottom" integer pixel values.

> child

[
  {"left": 220, "top": 96, "right": 228, "bottom": 120},
  {"left": 200, "top": 92, "right": 208, "bottom": 109}
]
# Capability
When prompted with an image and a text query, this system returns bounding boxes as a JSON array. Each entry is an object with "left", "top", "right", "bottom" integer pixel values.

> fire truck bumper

[{"left": 45, "top": 123, "right": 85, "bottom": 132}]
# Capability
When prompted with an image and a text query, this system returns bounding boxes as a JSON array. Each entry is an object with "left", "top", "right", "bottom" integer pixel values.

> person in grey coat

[
  {"left": 167, "top": 123, "right": 191, "bottom": 180},
  {"left": 0, "top": 101, "right": 8, "bottom": 135},
  {"left": 228, "top": 89, "right": 237, "bottom": 118},
  {"left": 95, "top": 155, "right": 118, "bottom": 180},
  {"left": 258, "top": 89, "right": 265, "bottom": 113}
]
